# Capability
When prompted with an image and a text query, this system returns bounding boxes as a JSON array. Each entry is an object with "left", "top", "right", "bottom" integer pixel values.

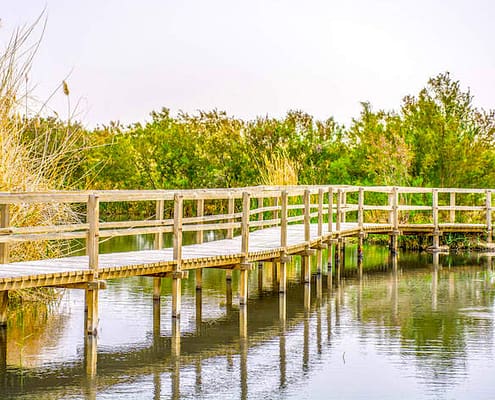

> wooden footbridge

[{"left": 0, "top": 185, "right": 493, "bottom": 336}]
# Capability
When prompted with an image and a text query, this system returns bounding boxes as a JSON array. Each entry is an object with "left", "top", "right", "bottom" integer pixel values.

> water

[{"left": 2, "top": 243, "right": 495, "bottom": 399}]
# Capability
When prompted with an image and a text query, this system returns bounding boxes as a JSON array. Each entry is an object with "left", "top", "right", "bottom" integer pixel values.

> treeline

[{"left": 26, "top": 72, "right": 495, "bottom": 191}]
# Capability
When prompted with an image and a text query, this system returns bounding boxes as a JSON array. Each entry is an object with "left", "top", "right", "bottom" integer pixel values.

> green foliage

[{"left": 72, "top": 72, "right": 495, "bottom": 195}]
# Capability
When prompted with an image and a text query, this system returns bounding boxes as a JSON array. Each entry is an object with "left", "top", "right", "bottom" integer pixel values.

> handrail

[{"left": 0, "top": 185, "right": 493, "bottom": 268}]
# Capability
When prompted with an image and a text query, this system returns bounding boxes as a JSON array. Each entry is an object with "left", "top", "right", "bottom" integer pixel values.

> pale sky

[{"left": 2, "top": 0, "right": 494, "bottom": 128}]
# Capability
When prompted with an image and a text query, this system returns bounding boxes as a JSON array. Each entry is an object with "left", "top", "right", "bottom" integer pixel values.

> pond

[{"left": 1, "top": 241, "right": 495, "bottom": 399}]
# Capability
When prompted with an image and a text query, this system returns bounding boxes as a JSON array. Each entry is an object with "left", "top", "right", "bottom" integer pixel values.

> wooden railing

[{"left": 0, "top": 185, "right": 493, "bottom": 270}]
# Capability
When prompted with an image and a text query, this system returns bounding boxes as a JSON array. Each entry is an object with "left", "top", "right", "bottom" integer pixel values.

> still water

[{"left": 2, "top": 239, "right": 495, "bottom": 399}]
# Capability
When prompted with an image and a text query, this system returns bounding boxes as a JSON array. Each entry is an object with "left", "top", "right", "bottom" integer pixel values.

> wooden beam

[{"left": 51, "top": 280, "right": 107, "bottom": 290}]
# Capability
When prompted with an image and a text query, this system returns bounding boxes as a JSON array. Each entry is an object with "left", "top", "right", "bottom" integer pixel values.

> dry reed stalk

[
  {"left": 1, "top": 17, "right": 86, "bottom": 305},
  {"left": 258, "top": 148, "right": 299, "bottom": 186}
]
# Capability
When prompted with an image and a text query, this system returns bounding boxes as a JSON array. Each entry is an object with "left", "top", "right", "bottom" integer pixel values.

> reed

[
  {"left": 258, "top": 148, "right": 299, "bottom": 185},
  {"left": 1, "top": 17, "right": 85, "bottom": 306}
]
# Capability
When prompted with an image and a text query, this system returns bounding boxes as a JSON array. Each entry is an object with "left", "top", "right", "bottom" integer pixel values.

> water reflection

[{"left": 2, "top": 248, "right": 495, "bottom": 399}]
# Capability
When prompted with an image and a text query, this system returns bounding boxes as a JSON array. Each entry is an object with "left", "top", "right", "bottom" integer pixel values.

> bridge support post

[
  {"left": 327, "top": 242, "right": 333, "bottom": 289},
  {"left": 0, "top": 291, "right": 7, "bottom": 327},
  {"left": 278, "top": 260, "right": 287, "bottom": 293},
  {"left": 239, "top": 267, "right": 248, "bottom": 305},
  {"left": 303, "top": 255, "right": 311, "bottom": 283},
  {"left": 85, "top": 287, "right": 99, "bottom": 336},
  {"left": 172, "top": 277, "right": 181, "bottom": 318}
]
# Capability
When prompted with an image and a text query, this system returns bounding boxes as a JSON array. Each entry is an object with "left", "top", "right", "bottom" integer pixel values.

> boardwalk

[{"left": 0, "top": 185, "right": 493, "bottom": 337}]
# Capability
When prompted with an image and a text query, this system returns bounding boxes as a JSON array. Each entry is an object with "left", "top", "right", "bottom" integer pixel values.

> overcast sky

[{"left": 2, "top": 0, "right": 494, "bottom": 127}]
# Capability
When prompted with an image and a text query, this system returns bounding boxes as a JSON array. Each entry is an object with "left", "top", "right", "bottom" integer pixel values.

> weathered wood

[
  {"left": 153, "top": 277, "right": 161, "bottom": 300},
  {"left": 392, "top": 187, "right": 399, "bottom": 231},
  {"left": 154, "top": 200, "right": 165, "bottom": 250},
  {"left": 304, "top": 190, "right": 311, "bottom": 243},
  {"left": 358, "top": 187, "right": 364, "bottom": 229},
  {"left": 0, "top": 291, "right": 7, "bottom": 326},
  {"left": 87, "top": 195, "right": 99, "bottom": 278},
  {"left": 318, "top": 188, "right": 324, "bottom": 237},
  {"left": 486, "top": 190, "right": 492, "bottom": 243},
  {"left": 336, "top": 189, "right": 342, "bottom": 232},
  {"left": 0, "top": 204, "right": 9, "bottom": 264},
  {"left": 258, "top": 198, "right": 264, "bottom": 222},
  {"left": 241, "top": 192, "right": 250, "bottom": 257},
  {"left": 195, "top": 269, "right": 202, "bottom": 290},
  {"left": 85, "top": 287, "right": 99, "bottom": 335},
  {"left": 281, "top": 191, "right": 288, "bottom": 249},
  {"left": 227, "top": 196, "right": 235, "bottom": 239},
  {"left": 278, "top": 261, "right": 286, "bottom": 293},
  {"left": 172, "top": 276, "right": 181, "bottom": 318},
  {"left": 196, "top": 198, "right": 204, "bottom": 244},
  {"left": 450, "top": 192, "right": 456, "bottom": 223},
  {"left": 173, "top": 194, "right": 183, "bottom": 270},
  {"left": 239, "top": 268, "right": 248, "bottom": 305},
  {"left": 328, "top": 187, "right": 333, "bottom": 234}
]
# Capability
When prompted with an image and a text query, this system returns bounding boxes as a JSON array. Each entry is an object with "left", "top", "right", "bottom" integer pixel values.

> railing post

[
  {"left": 258, "top": 197, "right": 263, "bottom": 223},
  {"left": 281, "top": 191, "right": 288, "bottom": 250},
  {"left": 0, "top": 204, "right": 9, "bottom": 264},
  {"left": 0, "top": 204, "right": 9, "bottom": 326},
  {"left": 304, "top": 189, "right": 311, "bottom": 244},
  {"left": 358, "top": 187, "right": 365, "bottom": 261},
  {"left": 450, "top": 192, "right": 456, "bottom": 223},
  {"left": 153, "top": 199, "right": 165, "bottom": 300},
  {"left": 172, "top": 194, "right": 183, "bottom": 318},
  {"left": 393, "top": 187, "right": 399, "bottom": 232},
  {"left": 389, "top": 187, "right": 399, "bottom": 255},
  {"left": 328, "top": 187, "right": 334, "bottom": 236},
  {"left": 86, "top": 194, "right": 100, "bottom": 336},
  {"left": 358, "top": 187, "right": 364, "bottom": 229},
  {"left": 196, "top": 198, "right": 204, "bottom": 290},
  {"left": 279, "top": 190, "right": 288, "bottom": 293},
  {"left": 432, "top": 189, "right": 440, "bottom": 250},
  {"left": 87, "top": 194, "right": 100, "bottom": 278},
  {"left": 336, "top": 189, "right": 342, "bottom": 232},
  {"left": 341, "top": 191, "right": 347, "bottom": 223},
  {"left": 388, "top": 190, "right": 394, "bottom": 226},
  {"left": 327, "top": 187, "right": 334, "bottom": 281},
  {"left": 486, "top": 190, "right": 492, "bottom": 244},
  {"left": 227, "top": 196, "right": 235, "bottom": 239},
  {"left": 318, "top": 188, "right": 324, "bottom": 238},
  {"left": 240, "top": 192, "right": 251, "bottom": 305}
]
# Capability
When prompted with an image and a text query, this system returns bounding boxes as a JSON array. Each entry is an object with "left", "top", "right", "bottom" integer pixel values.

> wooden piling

[
  {"left": 85, "top": 286, "right": 99, "bottom": 336},
  {"left": 0, "top": 292, "right": 7, "bottom": 327}
]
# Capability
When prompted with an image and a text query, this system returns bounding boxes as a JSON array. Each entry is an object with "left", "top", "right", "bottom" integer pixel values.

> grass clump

[{"left": 1, "top": 16, "right": 86, "bottom": 307}]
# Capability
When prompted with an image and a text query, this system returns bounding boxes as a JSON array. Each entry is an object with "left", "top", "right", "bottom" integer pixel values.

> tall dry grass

[
  {"left": 1, "top": 17, "right": 85, "bottom": 306},
  {"left": 258, "top": 148, "right": 299, "bottom": 186}
]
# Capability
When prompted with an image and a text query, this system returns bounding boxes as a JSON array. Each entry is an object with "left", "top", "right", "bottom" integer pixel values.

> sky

[{"left": 2, "top": 0, "right": 494, "bottom": 128}]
